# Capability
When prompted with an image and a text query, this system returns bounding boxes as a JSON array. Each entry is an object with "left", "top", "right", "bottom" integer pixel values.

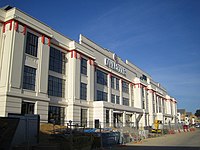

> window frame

[
  {"left": 25, "top": 32, "right": 38, "bottom": 57},
  {"left": 81, "top": 58, "right": 87, "bottom": 75},
  {"left": 122, "top": 81, "right": 129, "bottom": 93},
  {"left": 49, "top": 46, "right": 66, "bottom": 74},
  {"left": 21, "top": 101, "right": 35, "bottom": 115},
  {"left": 123, "top": 97, "right": 129, "bottom": 106},
  {"left": 80, "top": 82, "right": 87, "bottom": 100},
  {"left": 97, "top": 69, "right": 107, "bottom": 86},
  {"left": 96, "top": 90, "right": 108, "bottom": 101},
  {"left": 48, "top": 75, "right": 65, "bottom": 98},
  {"left": 48, "top": 106, "right": 64, "bottom": 125},
  {"left": 23, "top": 66, "right": 36, "bottom": 91},
  {"left": 111, "top": 94, "right": 115, "bottom": 103}
]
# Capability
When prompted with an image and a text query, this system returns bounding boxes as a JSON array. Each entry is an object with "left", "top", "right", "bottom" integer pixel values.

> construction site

[{"left": 0, "top": 115, "right": 195, "bottom": 150}]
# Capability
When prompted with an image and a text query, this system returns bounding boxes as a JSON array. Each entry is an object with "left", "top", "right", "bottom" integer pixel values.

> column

[
  {"left": 123, "top": 111, "right": 126, "bottom": 127},
  {"left": 129, "top": 83, "right": 132, "bottom": 107},
  {"left": 119, "top": 79, "right": 123, "bottom": 105},
  {"left": 107, "top": 73, "right": 111, "bottom": 103},
  {"left": 109, "top": 109, "right": 113, "bottom": 127},
  {"left": 88, "top": 59, "right": 94, "bottom": 101},
  {"left": 37, "top": 35, "right": 50, "bottom": 97}
]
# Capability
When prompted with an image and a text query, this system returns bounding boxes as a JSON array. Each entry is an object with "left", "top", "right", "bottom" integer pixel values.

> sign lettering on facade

[{"left": 104, "top": 57, "right": 126, "bottom": 75}]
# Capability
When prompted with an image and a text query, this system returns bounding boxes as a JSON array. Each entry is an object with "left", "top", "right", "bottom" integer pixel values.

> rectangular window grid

[
  {"left": 21, "top": 101, "right": 34, "bottom": 115},
  {"left": 80, "top": 82, "right": 87, "bottom": 100},
  {"left": 23, "top": 66, "right": 36, "bottom": 91},
  {"left": 25, "top": 32, "right": 38, "bottom": 57},
  {"left": 106, "top": 110, "right": 109, "bottom": 124},
  {"left": 116, "top": 78, "right": 119, "bottom": 90},
  {"left": 111, "top": 76, "right": 115, "bottom": 88},
  {"left": 48, "top": 106, "right": 64, "bottom": 125},
  {"left": 49, "top": 47, "right": 66, "bottom": 74},
  {"left": 96, "top": 90, "right": 108, "bottom": 101},
  {"left": 48, "top": 75, "right": 65, "bottom": 97},
  {"left": 97, "top": 69, "right": 107, "bottom": 86},
  {"left": 81, "top": 58, "right": 87, "bottom": 75},
  {"left": 116, "top": 96, "right": 120, "bottom": 104},
  {"left": 122, "top": 81, "right": 129, "bottom": 93},
  {"left": 111, "top": 94, "right": 115, "bottom": 103},
  {"left": 81, "top": 109, "right": 87, "bottom": 127},
  {"left": 123, "top": 97, "right": 129, "bottom": 106}
]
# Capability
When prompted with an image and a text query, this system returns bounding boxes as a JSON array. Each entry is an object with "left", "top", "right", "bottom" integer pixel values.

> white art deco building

[{"left": 0, "top": 6, "right": 177, "bottom": 128}]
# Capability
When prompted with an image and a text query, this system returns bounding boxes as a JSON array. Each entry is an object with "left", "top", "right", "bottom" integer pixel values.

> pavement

[{"left": 102, "top": 128, "right": 200, "bottom": 150}]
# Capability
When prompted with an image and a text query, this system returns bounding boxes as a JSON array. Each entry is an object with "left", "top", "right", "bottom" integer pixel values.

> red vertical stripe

[
  {"left": 9, "top": 20, "right": 13, "bottom": 30},
  {"left": 74, "top": 51, "right": 77, "bottom": 59},
  {"left": 71, "top": 51, "right": 73, "bottom": 58},
  {"left": 3, "top": 23, "right": 6, "bottom": 33},
  {"left": 41, "top": 35, "right": 45, "bottom": 44},
  {"left": 14, "top": 21, "right": 19, "bottom": 31},
  {"left": 48, "top": 38, "right": 50, "bottom": 46},
  {"left": 23, "top": 26, "right": 26, "bottom": 35}
]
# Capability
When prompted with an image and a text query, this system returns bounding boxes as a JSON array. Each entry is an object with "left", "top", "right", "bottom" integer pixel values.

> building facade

[{"left": 0, "top": 6, "right": 177, "bottom": 128}]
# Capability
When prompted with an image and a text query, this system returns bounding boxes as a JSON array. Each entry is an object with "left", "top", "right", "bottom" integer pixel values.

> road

[{"left": 104, "top": 128, "right": 200, "bottom": 150}]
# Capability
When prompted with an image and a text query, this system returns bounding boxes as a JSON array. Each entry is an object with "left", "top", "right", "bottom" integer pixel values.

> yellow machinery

[{"left": 152, "top": 120, "right": 163, "bottom": 133}]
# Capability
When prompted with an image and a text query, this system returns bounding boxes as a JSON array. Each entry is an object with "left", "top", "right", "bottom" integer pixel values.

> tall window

[
  {"left": 48, "top": 106, "right": 64, "bottom": 125},
  {"left": 81, "top": 109, "right": 87, "bottom": 127},
  {"left": 23, "top": 66, "right": 36, "bottom": 91},
  {"left": 97, "top": 69, "right": 107, "bottom": 85},
  {"left": 80, "top": 82, "right": 87, "bottom": 100},
  {"left": 142, "top": 87, "right": 145, "bottom": 98},
  {"left": 131, "top": 87, "right": 134, "bottom": 107},
  {"left": 96, "top": 90, "right": 107, "bottom": 101},
  {"left": 106, "top": 110, "right": 109, "bottom": 124},
  {"left": 122, "top": 81, "right": 129, "bottom": 93},
  {"left": 123, "top": 97, "right": 129, "bottom": 106},
  {"left": 49, "top": 47, "right": 66, "bottom": 74},
  {"left": 116, "top": 96, "right": 120, "bottom": 104},
  {"left": 25, "top": 32, "right": 38, "bottom": 57},
  {"left": 152, "top": 94, "right": 155, "bottom": 113},
  {"left": 48, "top": 75, "right": 65, "bottom": 97},
  {"left": 81, "top": 58, "right": 87, "bottom": 75},
  {"left": 21, "top": 101, "right": 34, "bottom": 115},
  {"left": 142, "top": 100, "right": 145, "bottom": 109},
  {"left": 116, "top": 78, "right": 119, "bottom": 90},
  {"left": 111, "top": 94, "right": 115, "bottom": 103},
  {"left": 111, "top": 76, "right": 115, "bottom": 88}
]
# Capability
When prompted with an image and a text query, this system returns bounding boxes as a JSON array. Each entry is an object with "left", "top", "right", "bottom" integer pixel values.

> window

[
  {"left": 23, "top": 66, "right": 36, "bottom": 91},
  {"left": 111, "top": 76, "right": 115, "bottom": 88},
  {"left": 81, "top": 58, "right": 87, "bottom": 75},
  {"left": 80, "top": 82, "right": 87, "bottom": 100},
  {"left": 25, "top": 32, "right": 38, "bottom": 57},
  {"left": 96, "top": 90, "right": 107, "bottom": 101},
  {"left": 21, "top": 101, "right": 34, "bottom": 115},
  {"left": 123, "top": 97, "right": 129, "bottom": 106},
  {"left": 48, "top": 106, "right": 64, "bottom": 125},
  {"left": 116, "top": 78, "right": 119, "bottom": 90},
  {"left": 142, "top": 87, "right": 145, "bottom": 97},
  {"left": 48, "top": 75, "right": 65, "bottom": 97},
  {"left": 122, "top": 81, "right": 129, "bottom": 93},
  {"left": 81, "top": 109, "right": 87, "bottom": 127},
  {"left": 97, "top": 69, "right": 107, "bottom": 85},
  {"left": 131, "top": 87, "right": 134, "bottom": 107},
  {"left": 106, "top": 110, "right": 109, "bottom": 124},
  {"left": 116, "top": 96, "right": 120, "bottom": 104},
  {"left": 142, "top": 100, "right": 145, "bottom": 109},
  {"left": 152, "top": 94, "right": 155, "bottom": 113},
  {"left": 111, "top": 94, "right": 115, "bottom": 103},
  {"left": 49, "top": 47, "right": 66, "bottom": 74}
]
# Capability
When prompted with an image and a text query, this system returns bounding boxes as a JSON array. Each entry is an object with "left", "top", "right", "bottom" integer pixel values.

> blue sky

[{"left": 1, "top": 0, "right": 200, "bottom": 113}]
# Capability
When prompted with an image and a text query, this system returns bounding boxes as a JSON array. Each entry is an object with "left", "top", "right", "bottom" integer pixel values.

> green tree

[{"left": 195, "top": 109, "right": 200, "bottom": 117}]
